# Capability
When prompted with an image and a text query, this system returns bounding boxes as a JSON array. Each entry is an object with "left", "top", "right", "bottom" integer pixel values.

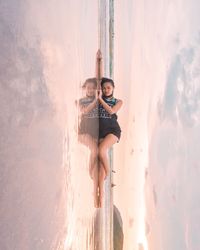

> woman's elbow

[{"left": 109, "top": 110, "right": 115, "bottom": 115}]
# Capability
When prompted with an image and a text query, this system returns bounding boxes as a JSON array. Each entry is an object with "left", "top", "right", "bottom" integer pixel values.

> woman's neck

[
  {"left": 103, "top": 94, "right": 113, "bottom": 99},
  {"left": 86, "top": 95, "right": 95, "bottom": 99}
]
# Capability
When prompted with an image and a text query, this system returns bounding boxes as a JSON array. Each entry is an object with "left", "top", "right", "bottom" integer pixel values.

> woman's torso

[
  {"left": 98, "top": 96, "right": 121, "bottom": 131},
  {"left": 78, "top": 96, "right": 121, "bottom": 138},
  {"left": 79, "top": 96, "right": 98, "bottom": 119},
  {"left": 78, "top": 96, "right": 99, "bottom": 138}
]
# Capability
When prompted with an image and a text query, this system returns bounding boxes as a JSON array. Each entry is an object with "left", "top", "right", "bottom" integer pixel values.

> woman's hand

[
  {"left": 95, "top": 90, "right": 99, "bottom": 100},
  {"left": 98, "top": 89, "right": 103, "bottom": 101},
  {"left": 96, "top": 49, "right": 102, "bottom": 60},
  {"left": 96, "top": 49, "right": 103, "bottom": 80}
]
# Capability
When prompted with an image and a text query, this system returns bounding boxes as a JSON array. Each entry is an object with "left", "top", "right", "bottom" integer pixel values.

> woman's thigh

[
  {"left": 78, "top": 134, "right": 98, "bottom": 151},
  {"left": 98, "top": 133, "right": 118, "bottom": 152}
]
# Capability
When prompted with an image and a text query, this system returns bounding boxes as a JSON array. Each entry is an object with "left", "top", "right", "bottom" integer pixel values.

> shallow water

[
  {"left": 1, "top": 0, "right": 200, "bottom": 250},
  {"left": 114, "top": 1, "right": 200, "bottom": 249},
  {"left": 0, "top": 0, "right": 98, "bottom": 249}
]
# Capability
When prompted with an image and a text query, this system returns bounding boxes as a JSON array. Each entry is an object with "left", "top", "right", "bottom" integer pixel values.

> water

[
  {"left": 0, "top": 0, "right": 98, "bottom": 249},
  {"left": 1, "top": 0, "right": 200, "bottom": 250},
  {"left": 115, "top": 1, "right": 200, "bottom": 249}
]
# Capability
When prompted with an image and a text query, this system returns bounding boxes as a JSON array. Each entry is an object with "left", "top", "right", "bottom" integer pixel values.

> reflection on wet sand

[{"left": 76, "top": 51, "right": 123, "bottom": 209}]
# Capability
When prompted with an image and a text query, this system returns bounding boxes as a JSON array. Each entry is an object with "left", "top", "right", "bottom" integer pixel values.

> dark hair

[
  {"left": 82, "top": 78, "right": 97, "bottom": 88},
  {"left": 100, "top": 77, "right": 115, "bottom": 87}
]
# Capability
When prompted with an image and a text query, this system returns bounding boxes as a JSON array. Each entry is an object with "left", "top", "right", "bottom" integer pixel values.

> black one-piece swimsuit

[
  {"left": 78, "top": 96, "right": 121, "bottom": 141},
  {"left": 98, "top": 96, "right": 121, "bottom": 141},
  {"left": 78, "top": 96, "right": 99, "bottom": 138}
]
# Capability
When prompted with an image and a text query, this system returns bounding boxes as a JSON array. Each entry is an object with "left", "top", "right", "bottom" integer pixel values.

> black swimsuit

[
  {"left": 78, "top": 96, "right": 121, "bottom": 141},
  {"left": 78, "top": 97, "right": 99, "bottom": 138},
  {"left": 99, "top": 97, "right": 121, "bottom": 141}
]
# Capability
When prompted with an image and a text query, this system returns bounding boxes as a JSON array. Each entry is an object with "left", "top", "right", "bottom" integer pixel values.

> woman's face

[
  {"left": 102, "top": 82, "right": 114, "bottom": 97},
  {"left": 85, "top": 82, "right": 96, "bottom": 97}
]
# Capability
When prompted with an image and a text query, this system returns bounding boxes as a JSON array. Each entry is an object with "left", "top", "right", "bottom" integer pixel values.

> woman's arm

[
  {"left": 98, "top": 95, "right": 123, "bottom": 115},
  {"left": 79, "top": 95, "right": 98, "bottom": 114},
  {"left": 96, "top": 49, "right": 103, "bottom": 90}
]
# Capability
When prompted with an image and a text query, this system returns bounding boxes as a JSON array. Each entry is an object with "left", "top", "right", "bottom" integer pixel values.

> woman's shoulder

[
  {"left": 113, "top": 97, "right": 123, "bottom": 105},
  {"left": 78, "top": 96, "right": 93, "bottom": 105},
  {"left": 103, "top": 97, "right": 122, "bottom": 106}
]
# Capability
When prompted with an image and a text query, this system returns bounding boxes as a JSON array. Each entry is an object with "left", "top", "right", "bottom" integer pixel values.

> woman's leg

[
  {"left": 93, "top": 161, "right": 99, "bottom": 207},
  {"left": 78, "top": 134, "right": 98, "bottom": 179},
  {"left": 98, "top": 134, "right": 118, "bottom": 177},
  {"left": 78, "top": 134, "right": 99, "bottom": 207},
  {"left": 98, "top": 161, "right": 106, "bottom": 208}
]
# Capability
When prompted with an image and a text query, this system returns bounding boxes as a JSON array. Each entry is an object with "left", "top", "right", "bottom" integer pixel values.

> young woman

[
  {"left": 77, "top": 77, "right": 99, "bottom": 176},
  {"left": 77, "top": 78, "right": 100, "bottom": 207},
  {"left": 77, "top": 51, "right": 123, "bottom": 208},
  {"left": 97, "top": 77, "right": 123, "bottom": 207}
]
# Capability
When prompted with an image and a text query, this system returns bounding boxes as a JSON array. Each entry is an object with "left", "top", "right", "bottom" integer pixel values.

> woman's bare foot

[
  {"left": 104, "top": 172, "right": 109, "bottom": 180},
  {"left": 103, "top": 168, "right": 109, "bottom": 179},
  {"left": 89, "top": 166, "right": 94, "bottom": 179},
  {"left": 94, "top": 196, "right": 99, "bottom": 208},
  {"left": 98, "top": 190, "right": 104, "bottom": 208},
  {"left": 94, "top": 188, "right": 99, "bottom": 208}
]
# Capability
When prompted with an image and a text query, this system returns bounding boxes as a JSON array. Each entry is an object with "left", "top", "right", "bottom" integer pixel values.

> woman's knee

[
  {"left": 91, "top": 142, "right": 98, "bottom": 155},
  {"left": 98, "top": 145, "right": 107, "bottom": 160},
  {"left": 91, "top": 148, "right": 98, "bottom": 161},
  {"left": 99, "top": 164, "right": 106, "bottom": 176}
]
